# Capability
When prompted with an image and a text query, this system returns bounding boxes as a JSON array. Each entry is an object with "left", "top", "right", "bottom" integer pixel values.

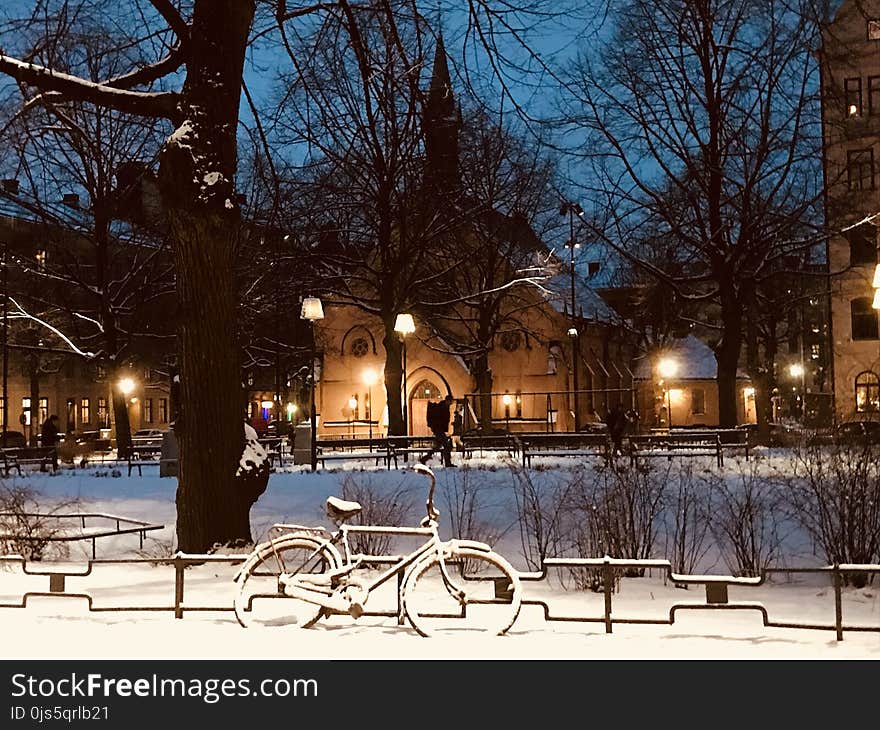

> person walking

[
  {"left": 604, "top": 402, "right": 630, "bottom": 460},
  {"left": 39, "top": 414, "right": 61, "bottom": 471},
  {"left": 421, "top": 394, "right": 455, "bottom": 467}
]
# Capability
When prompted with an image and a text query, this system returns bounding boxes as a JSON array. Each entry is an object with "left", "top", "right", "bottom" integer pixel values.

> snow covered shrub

[
  {"left": 705, "top": 460, "right": 785, "bottom": 577},
  {"left": 0, "top": 484, "right": 79, "bottom": 561},
  {"left": 660, "top": 462, "right": 716, "bottom": 576},
  {"left": 509, "top": 464, "right": 579, "bottom": 571},
  {"left": 340, "top": 473, "right": 416, "bottom": 556},
  {"left": 787, "top": 442, "right": 880, "bottom": 587},
  {"left": 565, "top": 461, "right": 668, "bottom": 579}
]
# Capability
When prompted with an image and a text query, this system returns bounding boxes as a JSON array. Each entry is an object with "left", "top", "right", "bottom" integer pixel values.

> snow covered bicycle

[{"left": 233, "top": 464, "right": 522, "bottom": 636}]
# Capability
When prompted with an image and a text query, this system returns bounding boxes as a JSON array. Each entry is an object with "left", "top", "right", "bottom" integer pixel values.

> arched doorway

[{"left": 409, "top": 378, "right": 442, "bottom": 435}]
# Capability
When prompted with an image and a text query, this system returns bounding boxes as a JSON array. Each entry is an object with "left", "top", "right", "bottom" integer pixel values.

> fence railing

[{"left": 0, "top": 553, "right": 877, "bottom": 641}]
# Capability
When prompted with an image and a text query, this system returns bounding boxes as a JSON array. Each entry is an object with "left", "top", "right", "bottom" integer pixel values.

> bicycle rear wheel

[
  {"left": 402, "top": 546, "right": 522, "bottom": 637},
  {"left": 234, "top": 535, "right": 340, "bottom": 628}
]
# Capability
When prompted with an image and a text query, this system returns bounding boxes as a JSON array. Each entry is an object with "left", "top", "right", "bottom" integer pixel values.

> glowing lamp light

[
  {"left": 348, "top": 396, "right": 358, "bottom": 411},
  {"left": 873, "top": 288, "right": 880, "bottom": 310},
  {"left": 789, "top": 364, "right": 804, "bottom": 378},
  {"left": 743, "top": 387, "right": 756, "bottom": 398},
  {"left": 117, "top": 378, "right": 135, "bottom": 396},
  {"left": 567, "top": 327, "right": 578, "bottom": 337},
  {"left": 849, "top": 104, "right": 859, "bottom": 116},
  {"left": 287, "top": 403, "right": 297, "bottom": 415},
  {"left": 363, "top": 369, "right": 378, "bottom": 386},
  {"left": 502, "top": 394, "right": 512, "bottom": 407},
  {"left": 261, "top": 400, "right": 274, "bottom": 409},
  {"left": 300, "top": 296, "right": 324, "bottom": 321},
  {"left": 668, "top": 389, "right": 683, "bottom": 402},
  {"left": 394, "top": 313, "right": 415, "bottom": 336},
  {"left": 657, "top": 358, "right": 678, "bottom": 380},
  {"left": 872, "top": 264, "right": 880, "bottom": 288}
]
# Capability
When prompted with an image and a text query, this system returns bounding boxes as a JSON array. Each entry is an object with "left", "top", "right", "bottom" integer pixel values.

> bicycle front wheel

[
  {"left": 234, "top": 535, "right": 340, "bottom": 629},
  {"left": 402, "top": 546, "right": 522, "bottom": 637}
]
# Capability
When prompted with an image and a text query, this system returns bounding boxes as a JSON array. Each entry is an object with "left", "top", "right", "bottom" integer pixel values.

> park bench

[
  {"left": 127, "top": 443, "right": 163, "bottom": 476},
  {"left": 2, "top": 446, "right": 58, "bottom": 476},
  {"left": 519, "top": 433, "right": 610, "bottom": 468},
  {"left": 628, "top": 432, "right": 723, "bottom": 467},
  {"left": 460, "top": 433, "right": 521, "bottom": 460},
  {"left": 386, "top": 436, "right": 439, "bottom": 467},
  {"left": 315, "top": 437, "right": 392, "bottom": 469}
]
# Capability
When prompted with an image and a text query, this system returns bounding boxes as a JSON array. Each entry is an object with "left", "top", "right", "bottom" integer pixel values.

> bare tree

[{"left": 564, "top": 0, "right": 823, "bottom": 427}]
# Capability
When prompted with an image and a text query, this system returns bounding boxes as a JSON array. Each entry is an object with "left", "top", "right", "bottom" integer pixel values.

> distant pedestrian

[
  {"left": 422, "top": 394, "right": 455, "bottom": 467},
  {"left": 604, "top": 402, "right": 630, "bottom": 459},
  {"left": 40, "top": 414, "right": 61, "bottom": 471},
  {"left": 452, "top": 407, "right": 464, "bottom": 452}
]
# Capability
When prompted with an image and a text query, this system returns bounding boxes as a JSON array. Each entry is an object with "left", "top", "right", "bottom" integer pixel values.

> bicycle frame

[{"left": 274, "top": 520, "right": 465, "bottom": 616}]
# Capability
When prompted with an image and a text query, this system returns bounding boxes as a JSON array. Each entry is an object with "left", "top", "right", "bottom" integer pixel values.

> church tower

[{"left": 423, "top": 34, "right": 461, "bottom": 195}]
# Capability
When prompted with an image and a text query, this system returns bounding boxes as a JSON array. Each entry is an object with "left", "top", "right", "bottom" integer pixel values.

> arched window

[
  {"left": 851, "top": 297, "right": 879, "bottom": 340},
  {"left": 411, "top": 379, "right": 441, "bottom": 401},
  {"left": 846, "top": 222, "right": 877, "bottom": 266},
  {"left": 855, "top": 371, "right": 880, "bottom": 412}
]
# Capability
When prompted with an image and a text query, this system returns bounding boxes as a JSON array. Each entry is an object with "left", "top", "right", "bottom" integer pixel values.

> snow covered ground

[{"left": 1, "top": 451, "right": 879, "bottom": 660}]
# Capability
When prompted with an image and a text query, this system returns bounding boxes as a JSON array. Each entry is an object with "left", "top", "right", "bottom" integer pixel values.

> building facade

[{"left": 821, "top": 0, "right": 880, "bottom": 420}]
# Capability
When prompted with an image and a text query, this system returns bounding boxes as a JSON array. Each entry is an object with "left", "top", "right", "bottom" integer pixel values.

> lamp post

[
  {"left": 789, "top": 363, "right": 805, "bottom": 421},
  {"left": 560, "top": 201, "right": 583, "bottom": 432},
  {"left": 657, "top": 357, "right": 678, "bottom": 430},
  {"left": 503, "top": 393, "right": 512, "bottom": 433},
  {"left": 394, "top": 313, "right": 415, "bottom": 436},
  {"left": 363, "top": 368, "right": 378, "bottom": 442},
  {"left": 301, "top": 296, "right": 324, "bottom": 471},
  {"left": 2, "top": 240, "right": 7, "bottom": 448}
]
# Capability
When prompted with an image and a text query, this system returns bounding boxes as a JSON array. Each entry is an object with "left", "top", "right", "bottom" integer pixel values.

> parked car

[
  {"left": 835, "top": 420, "right": 880, "bottom": 444},
  {"left": 131, "top": 428, "right": 168, "bottom": 449},
  {"left": 0, "top": 430, "right": 27, "bottom": 448},
  {"left": 736, "top": 423, "right": 801, "bottom": 447}
]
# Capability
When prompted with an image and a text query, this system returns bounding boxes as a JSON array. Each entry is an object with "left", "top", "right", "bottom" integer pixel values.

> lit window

[
  {"left": 845, "top": 78, "right": 862, "bottom": 117},
  {"left": 39, "top": 398, "right": 47, "bottom": 425},
  {"left": 159, "top": 398, "right": 168, "bottom": 423},
  {"left": 35, "top": 250, "right": 47, "bottom": 269},
  {"left": 21, "top": 397, "right": 30, "bottom": 426},
  {"left": 80, "top": 398, "right": 90, "bottom": 424},
  {"left": 144, "top": 398, "right": 153, "bottom": 423},
  {"left": 856, "top": 371, "right": 880, "bottom": 411}
]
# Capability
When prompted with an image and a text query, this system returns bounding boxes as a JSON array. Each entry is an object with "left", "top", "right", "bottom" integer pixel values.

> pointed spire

[{"left": 424, "top": 32, "right": 460, "bottom": 195}]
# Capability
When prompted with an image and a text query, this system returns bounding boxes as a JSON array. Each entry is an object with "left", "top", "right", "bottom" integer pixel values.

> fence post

[
  {"left": 833, "top": 564, "right": 843, "bottom": 642},
  {"left": 174, "top": 555, "right": 185, "bottom": 619},
  {"left": 603, "top": 557, "right": 613, "bottom": 634}
]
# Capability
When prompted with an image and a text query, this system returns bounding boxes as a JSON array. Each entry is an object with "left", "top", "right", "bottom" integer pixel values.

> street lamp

[
  {"left": 657, "top": 357, "right": 678, "bottom": 430},
  {"left": 300, "top": 296, "right": 324, "bottom": 471},
  {"left": 560, "top": 201, "right": 583, "bottom": 432},
  {"left": 394, "top": 313, "right": 415, "bottom": 436},
  {"left": 118, "top": 377, "right": 136, "bottom": 397},
  {"left": 502, "top": 393, "right": 512, "bottom": 433},
  {"left": 363, "top": 368, "right": 378, "bottom": 441}
]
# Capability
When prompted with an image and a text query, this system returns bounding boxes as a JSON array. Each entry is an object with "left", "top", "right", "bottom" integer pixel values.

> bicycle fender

[{"left": 446, "top": 539, "right": 494, "bottom": 553}]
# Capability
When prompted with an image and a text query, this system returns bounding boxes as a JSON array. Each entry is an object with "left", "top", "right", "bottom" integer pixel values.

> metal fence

[{"left": 1, "top": 553, "right": 877, "bottom": 641}]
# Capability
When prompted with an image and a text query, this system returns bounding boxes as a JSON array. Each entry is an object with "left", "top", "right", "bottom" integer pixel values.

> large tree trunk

[
  {"left": 383, "top": 326, "right": 404, "bottom": 436},
  {"left": 158, "top": 0, "right": 255, "bottom": 552},
  {"left": 474, "top": 351, "right": 493, "bottom": 433},
  {"left": 716, "top": 287, "right": 743, "bottom": 429}
]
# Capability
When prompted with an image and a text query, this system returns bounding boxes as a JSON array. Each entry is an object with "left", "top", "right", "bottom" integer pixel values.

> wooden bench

[
  {"left": 127, "top": 444, "right": 163, "bottom": 476},
  {"left": 461, "top": 434, "right": 521, "bottom": 460},
  {"left": 2, "top": 446, "right": 58, "bottom": 475},
  {"left": 520, "top": 433, "right": 610, "bottom": 467},
  {"left": 386, "top": 436, "right": 439, "bottom": 467},
  {"left": 314, "top": 437, "right": 392, "bottom": 469},
  {"left": 628, "top": 432, "right": 723, "bottom": 467}
]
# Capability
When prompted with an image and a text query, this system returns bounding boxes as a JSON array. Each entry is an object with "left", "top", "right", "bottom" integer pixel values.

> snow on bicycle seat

[{"left": 326, "top": 496, "right": 362, "bottom": 522}]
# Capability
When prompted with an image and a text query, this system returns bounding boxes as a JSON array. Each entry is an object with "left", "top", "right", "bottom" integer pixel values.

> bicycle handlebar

[{"left": 412, "top": 463, "right": 439, "bottom": 523}]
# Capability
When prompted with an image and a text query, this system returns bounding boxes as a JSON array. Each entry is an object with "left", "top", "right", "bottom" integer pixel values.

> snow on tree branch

[
  {"left": 6, "top": 298, "right": 95, "bottom": 358},
  {"left": 0, "top": 55, "right": 180, "bottom": 119}
]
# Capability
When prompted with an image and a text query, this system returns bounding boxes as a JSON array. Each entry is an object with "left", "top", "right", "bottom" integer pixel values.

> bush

[{"left": 0, "top": 484, "right": 80, "bottom": 561}]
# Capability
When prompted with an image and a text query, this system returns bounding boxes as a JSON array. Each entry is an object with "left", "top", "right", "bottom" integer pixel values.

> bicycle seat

[{"left": 326, "top": 496, "right": 362, "bottom": 523}]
